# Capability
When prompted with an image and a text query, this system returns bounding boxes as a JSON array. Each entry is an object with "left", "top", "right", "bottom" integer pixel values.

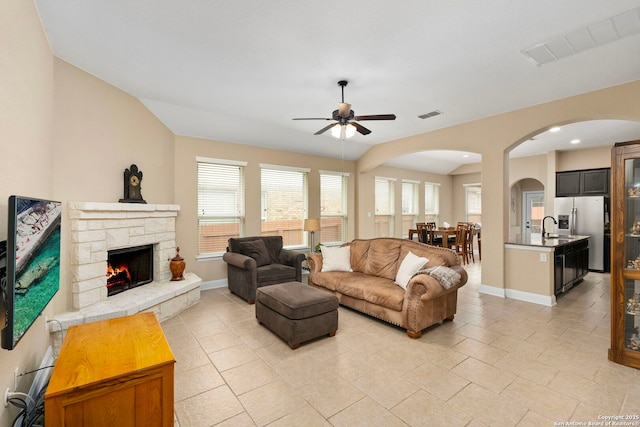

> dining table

[{"left": 408, "top": 227, "right": 458, "bottom": 247}]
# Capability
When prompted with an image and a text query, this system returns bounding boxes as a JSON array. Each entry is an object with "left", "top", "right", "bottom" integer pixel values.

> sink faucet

[{"left": 542, "top": 216, "right": 557, "bottom": 238}]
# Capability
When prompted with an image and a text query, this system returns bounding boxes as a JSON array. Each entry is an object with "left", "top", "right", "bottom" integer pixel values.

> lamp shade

[
  {"left": 330, "top": 123, "right": 356, "bottom": 139},
  {"left": 303, "top": 218, "right": 320, "bottom": 232}
]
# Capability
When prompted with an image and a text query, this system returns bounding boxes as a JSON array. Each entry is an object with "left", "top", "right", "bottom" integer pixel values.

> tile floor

[{"left": 162, "top": 262, "right": 640, "bottom": 426}]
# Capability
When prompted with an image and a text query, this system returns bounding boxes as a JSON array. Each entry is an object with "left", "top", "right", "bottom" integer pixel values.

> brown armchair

[{"left": 222, "top": 236, "right": 306, "bottom": 304}]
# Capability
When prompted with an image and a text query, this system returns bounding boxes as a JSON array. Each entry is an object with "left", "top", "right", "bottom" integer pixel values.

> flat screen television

[{"left": 1, "top": 196, "right": 62, "bottom": 350}]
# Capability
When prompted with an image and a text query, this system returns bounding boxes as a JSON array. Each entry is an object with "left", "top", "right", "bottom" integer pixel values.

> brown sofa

[{"left": 306, "top": 238, "right": 467, "bottom": 338}]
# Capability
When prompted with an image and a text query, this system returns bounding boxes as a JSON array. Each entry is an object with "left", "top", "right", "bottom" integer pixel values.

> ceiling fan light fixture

[{"left": 331, "top": 123, "right": 356, "bottom": 139}]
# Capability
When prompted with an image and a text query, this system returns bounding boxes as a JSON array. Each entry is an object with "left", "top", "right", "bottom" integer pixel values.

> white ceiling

[{"left": 34, "top": 1, "right": 640, "bottom": 174}]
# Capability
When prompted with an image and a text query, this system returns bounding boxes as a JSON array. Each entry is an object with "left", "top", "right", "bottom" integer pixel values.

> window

[
  {"left": 320, "top": 171, "right": 348, "bottom": 245},
  {"left": 260, "top": 164, "right": 309, "bottom": 247},
  {"left": 374, "top": 177, "right": 395, "bottom": 237},
  {"left": 465, "top": 184, "right": 482, "bottom": 224},
  {"left": 401, "top": 180, "right": 419, "bottom": 237},
  {"left": 197, "top": 157, "right": 246, "bottom": 256},
  {"left": 425, "top": 182, "right": 440, "bottom": 225}
]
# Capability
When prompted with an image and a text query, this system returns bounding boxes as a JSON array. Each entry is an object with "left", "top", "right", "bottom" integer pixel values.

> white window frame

[
  {"left": 401, "top": 180, "right": 419, "bottom": 238},
  {"left": 260, "top": 164, "right": 310, "bottom": 249},
  {"left": 196, "top": 157, "right": 247, "bottom": 259},
  {"left": 320, "top": 171, "right": 349, "bottom": 246},
  {"left": 465, "top": 183, "right": 482, "bottom": 224},
  {"left": 374, "top": 176, "right": 395, "bottom": 237},
  {"left": 424, "top": 182, "right": 440, "bottom": 225}
]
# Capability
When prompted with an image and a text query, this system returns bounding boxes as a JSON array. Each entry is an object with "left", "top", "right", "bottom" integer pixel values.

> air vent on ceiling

[
  {"left": 418, "top": 110, "right": 443, "bottom": 119},
  {"left": 522, "top": 6, "right": 640, "bottom": 66}
]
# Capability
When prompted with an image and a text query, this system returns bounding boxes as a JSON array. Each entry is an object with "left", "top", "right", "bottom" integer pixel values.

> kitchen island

[{"left": 499, "top": 234, "right": 590, "bottom": 306}]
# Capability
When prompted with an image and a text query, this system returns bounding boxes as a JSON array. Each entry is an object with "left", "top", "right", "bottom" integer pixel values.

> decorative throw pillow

[
  {"left": 395, "top": 251, "right": 429, "bottom": 290},
  {"left": 320, "top": 246, "right": 352, "bottom": 272},
  {"left": 238, "top": 240, "right": 271, "bottom": 267}
]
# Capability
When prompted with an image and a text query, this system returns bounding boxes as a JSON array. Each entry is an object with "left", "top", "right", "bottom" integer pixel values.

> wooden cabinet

[
  {"left": 556, "top": 168, "right": 610, "bottom": 197},
  {"left": 45, "top": 312, "right": 175, "bottom": 426},
  {"left": 609, "top": 140, "right": 640, "bottom": 369}
]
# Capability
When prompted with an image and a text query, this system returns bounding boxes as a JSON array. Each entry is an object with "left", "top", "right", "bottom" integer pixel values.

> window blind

[{"left": 197, "top": 161, "right": 245, "bottom": 255}]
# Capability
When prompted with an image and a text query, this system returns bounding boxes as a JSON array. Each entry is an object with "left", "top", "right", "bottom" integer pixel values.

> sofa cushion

[
  {"left": 311, "top": 271, "right": 404, "bottom": 311},
  {"left": 239, "top": 239, "right": 271, "bottom": 267},
  {"left": 257, "top": 263, "right": 296, "bottom": 283},
  {"left": 334, "top": 273, "right": 404, "bottom": 311},
  {"left": 349, "top": 239, "right": 400, "bottom": 281},
  {"left": 397, "top": 245, "right": 449, "bottom": 269},
  {"left": 395, "top": 251, "right": 429, "bottom": 289},
  {"left": 320, "top": 245, "right": 352, "bottom": 272}
]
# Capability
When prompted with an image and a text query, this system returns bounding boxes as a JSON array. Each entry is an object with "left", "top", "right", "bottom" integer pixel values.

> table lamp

[{"left": 303, "top": 218, "right": 321, "bottom": 252}]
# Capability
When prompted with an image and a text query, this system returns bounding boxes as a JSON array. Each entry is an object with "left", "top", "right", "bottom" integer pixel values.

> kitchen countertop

[{"left": 506, "top": 234, "right": 590, "bottom": 248}]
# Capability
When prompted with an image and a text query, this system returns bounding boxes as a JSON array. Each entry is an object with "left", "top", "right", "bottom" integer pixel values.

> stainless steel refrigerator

[{"left": 553, "top": 196, "right": 607, "bottom": 271}]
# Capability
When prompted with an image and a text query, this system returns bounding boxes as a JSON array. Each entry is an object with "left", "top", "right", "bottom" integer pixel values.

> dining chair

[
  {"left": 423, "top": 222, "right": 441, "bottom": 246},
  {"left": 416, "top": 223, "right": 433, "bottom": 245},
  {"left": 413, "top": 222, "right": 426, "bottom": 241},
  {"left": 450, "top": 223, "right": 470, "bottom": 264},
  {"left": 465, "top": 225, "right": 475, "bottom": 263}
]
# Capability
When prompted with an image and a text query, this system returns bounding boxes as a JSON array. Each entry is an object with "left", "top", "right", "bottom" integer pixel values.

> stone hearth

[{"left": 49, "top": 202, "right": 201, "bottom": 351}]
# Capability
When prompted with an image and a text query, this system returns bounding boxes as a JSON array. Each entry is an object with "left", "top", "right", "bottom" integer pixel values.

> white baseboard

[
  {"left": 505, "top": 289, "right": 556, "bottom": 306},
  {"left": 478, "top": 284, "right": 505, "bottom": 298},
  {"left": 479, "top": 284, "right": 556, "bottom": 306},
  {"left": 201, "top": 279, "right": 227, "bottom": 290}
]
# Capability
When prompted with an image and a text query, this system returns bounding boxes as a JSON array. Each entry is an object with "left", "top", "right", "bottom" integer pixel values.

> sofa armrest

[
  {"left": 306, "top": 253, "right": 323, "bottom": 273},
  {"left": 278, "top": 248, "right": 306, "bottom": 268},
  {"left": 404, "top": 265, "right": 467, "bottom": 302},
  {"left": 222, "top": 251, "right": 257, "bottom": 271}
]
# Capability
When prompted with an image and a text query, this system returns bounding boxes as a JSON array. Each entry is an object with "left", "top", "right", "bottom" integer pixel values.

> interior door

[{"left": 523, "top": 191, "right": 545, "bottom": 235}]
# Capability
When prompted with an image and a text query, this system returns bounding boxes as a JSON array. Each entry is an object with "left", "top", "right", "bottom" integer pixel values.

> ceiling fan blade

[
  {"left": 353, "top": 114, "right": 396, "bottom": 121},
  {"left": 338, "top": 103, "right": 352, "bottom": 118},
  {"left": 314, "top": 123, "right": 338, "bottom": 135},
  {"left": 351, "top": 122, "right": 371, "bottom": 135},
  {"left": 293, "top": 117, "right": 332, "bottom": 120}
]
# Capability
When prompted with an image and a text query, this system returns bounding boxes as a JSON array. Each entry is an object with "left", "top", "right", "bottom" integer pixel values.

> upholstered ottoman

[{"left": 255, "top": 281, "right": 338, "bottom": 349}]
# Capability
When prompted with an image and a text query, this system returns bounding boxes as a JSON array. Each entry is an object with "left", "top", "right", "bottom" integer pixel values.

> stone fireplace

[
  {"left": 49, "top": 202, "right": 201, "bottom": 349},
  {"left": 106, "top": 244, "right": 154, "bottom": 296}
]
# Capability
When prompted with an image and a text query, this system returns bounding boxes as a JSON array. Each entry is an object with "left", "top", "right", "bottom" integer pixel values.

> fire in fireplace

[{"left": 106, "top": 244, "right": 153, "bottom": 296}]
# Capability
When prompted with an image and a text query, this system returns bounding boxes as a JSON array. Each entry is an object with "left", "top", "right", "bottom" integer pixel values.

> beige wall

[
  {"left": 557, "top": 146, "right": 611, "bottom": 171},
  {"left": 52, "top": 58, "right": 175, "bottom": 312},
  {"left": 0, "top": 3, "right": 175, "bottom": 422},
  {"left": 0, "top": 1, "right": 54, "bottom": 424},
  {"left": 173, "top": 135, "right": 357, "bottom": 283},
  {"left": 505, "top": 247, "right": 555, "bottom": 296},
  {"left": 357, "top": 81, "right": 640, "bottom": 291}
]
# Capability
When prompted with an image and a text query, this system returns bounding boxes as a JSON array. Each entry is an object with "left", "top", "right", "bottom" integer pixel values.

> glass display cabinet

[{"left": 609, "top": 140, "right": 640, "bottom": 369}]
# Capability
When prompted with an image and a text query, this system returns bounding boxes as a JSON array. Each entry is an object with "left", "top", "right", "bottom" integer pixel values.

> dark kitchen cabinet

[
  {"left": 556, "top": 171, "right": 581, "bottom": 197},
  {"left": 556, "top": 168, "right": 610, "bottom": 197},
  {"left": 554, "top": 238, "right": 589, "bottom": 296},
  {"left": 582, "top": 168, "right": 610, "bottom": 195},
  {"left": 609, "top": 140, "right": 640, "bottom": 369}
]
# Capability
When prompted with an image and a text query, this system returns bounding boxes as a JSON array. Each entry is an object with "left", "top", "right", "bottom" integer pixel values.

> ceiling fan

[{"left": 293, "top": 80, "right": 396, "bottom": 138}]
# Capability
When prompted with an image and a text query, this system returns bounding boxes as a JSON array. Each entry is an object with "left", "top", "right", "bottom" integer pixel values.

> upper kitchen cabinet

[{"left": 556, "top": 168, "right": 610, "bottom": 197}]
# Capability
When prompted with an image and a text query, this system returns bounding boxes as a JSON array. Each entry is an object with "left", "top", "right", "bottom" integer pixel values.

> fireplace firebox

[{"left": 107, "top": 244, "right": 153, "bottom": 296}]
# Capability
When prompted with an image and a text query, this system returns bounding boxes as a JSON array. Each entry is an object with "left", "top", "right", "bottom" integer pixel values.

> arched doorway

[{"left": 510, "top": 178, "right": 544, "bottom": 237}]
